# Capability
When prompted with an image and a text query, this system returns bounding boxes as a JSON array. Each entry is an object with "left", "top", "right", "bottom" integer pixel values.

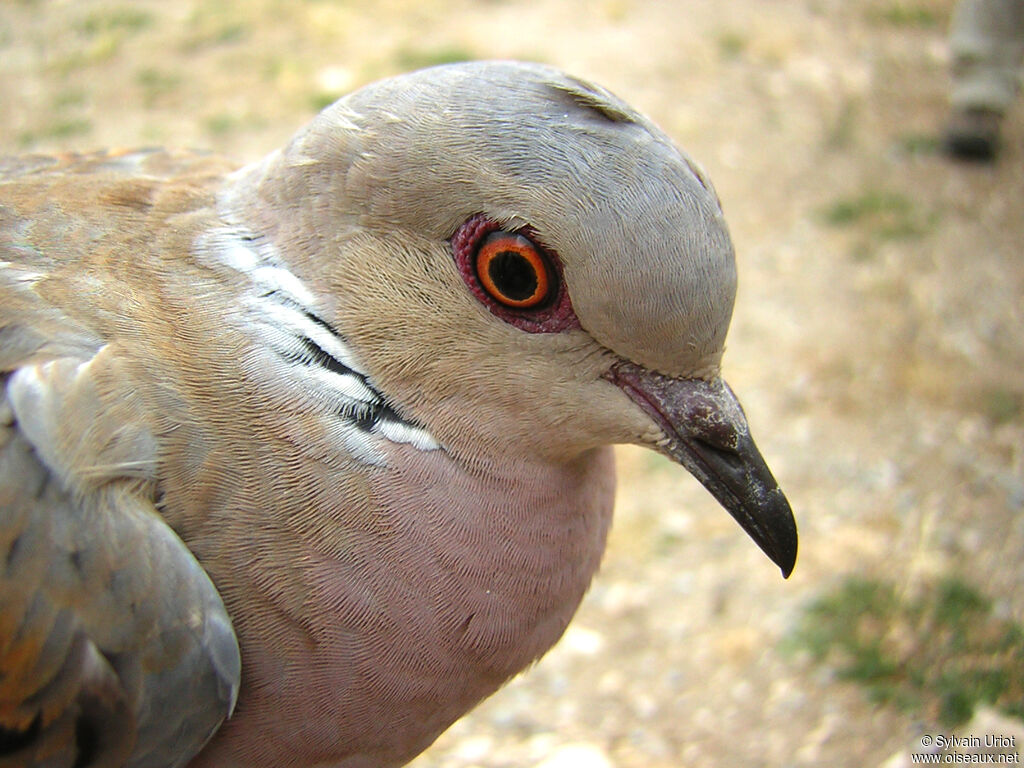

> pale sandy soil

[{"left": 2, "top": 1, "right": 1022, "bottom": 766}]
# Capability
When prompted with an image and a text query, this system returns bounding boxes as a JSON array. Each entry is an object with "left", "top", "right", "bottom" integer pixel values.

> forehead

[{"left": 340, "top": 62, "right": 737, "bottom": 375}]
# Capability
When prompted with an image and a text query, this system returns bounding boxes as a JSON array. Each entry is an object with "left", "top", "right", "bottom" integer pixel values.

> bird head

[{"left": 226, "top": 60, "right": 796, "bottom": 577}]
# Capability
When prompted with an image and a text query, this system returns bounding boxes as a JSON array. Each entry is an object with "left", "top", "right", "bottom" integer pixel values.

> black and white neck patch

[{"left": 196, "top": 226, "right": 441, "bottom": 465}]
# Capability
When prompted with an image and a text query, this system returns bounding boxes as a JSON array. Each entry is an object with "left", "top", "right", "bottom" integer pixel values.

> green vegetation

[
  {"left": 865, "top": 2, "right": 940, "bottom": 28},
  {"left": 819, "top": 188, "right": 933, "bottom": 241},
  {"left": 895, "top": 132, "right": 941, "bottom": 156},
  {"left": 309, "top": 92, "right": 340, "bottom": 112},
  {"left": 182, "top": 4, "right": 251, "bottom": 51},
  {"left": 52, "top": 89, "right": 87, "bottom": 109},
  {"left": 716, "top": 30, "right": 748, "bottom": 60},
  {"left": 977, "top": 387, "right": 1023, "bottom": 426},
  {"left": 136, "top": 68, "right": 183, "bottom": 106},
  {"left": 75, "top": 7, "right": 154, "bottom": 37},
  {"left": 392, "top": 45, "right": 477, "bottom": 71},
  {"left": 825, "top": 99, "right": 860, "bottom": 150},
  {"left": 204, "top": 113, "right": 241, "bottom": 136},
  {"left": 17, "top": 118, "right": 92, "bottom": 147},
  {"left": 789, "top": 575, "right": 1024, "bottom": 726}
]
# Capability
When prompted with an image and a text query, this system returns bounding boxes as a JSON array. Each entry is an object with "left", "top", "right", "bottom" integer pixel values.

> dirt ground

[{"left": 2, "top": 1, "right": 1022, "bottom": 766}]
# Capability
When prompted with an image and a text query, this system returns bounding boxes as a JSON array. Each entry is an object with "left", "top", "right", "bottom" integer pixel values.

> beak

[{"left": 604, "top": 362, "right": 797, "bottom": 578}]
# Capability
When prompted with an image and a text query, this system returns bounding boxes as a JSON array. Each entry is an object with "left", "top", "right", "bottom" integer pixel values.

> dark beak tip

[
  {"left": 743, "top": 487, "right": 797, "bottom": 579},
  {"left": 779, "top": 552, "right": 796, "bottom": 579},
  {"left": 774, "top": 520, "right": 798, "bottom": 580},
  {"left": 755, "top": 530, "right": 796, "bottom": 579},
  {"left": 767, "top": 495, "right": 798, "bottom": 579}
]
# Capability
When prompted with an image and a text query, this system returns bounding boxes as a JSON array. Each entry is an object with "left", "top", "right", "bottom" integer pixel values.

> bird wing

[{"left": 0, "top": 150, "right": 241, "bottom": 768}]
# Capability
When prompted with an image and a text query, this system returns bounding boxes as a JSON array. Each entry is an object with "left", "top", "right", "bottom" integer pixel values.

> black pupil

[{"left": 488, "top": 250, "right": 539, "bottom": 301}]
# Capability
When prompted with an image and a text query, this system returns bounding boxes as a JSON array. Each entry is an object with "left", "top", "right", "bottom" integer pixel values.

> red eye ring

[
  {"left": 474, "top": 231, "right": 552, "bottom": 308},
  {"left": 450, "top": 214, "right": 581, "bottom": 334}
]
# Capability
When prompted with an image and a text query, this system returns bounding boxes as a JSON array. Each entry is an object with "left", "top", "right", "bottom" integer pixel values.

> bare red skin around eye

[{"left": 450, "top": 214, "right": 581, "bottom": 333}]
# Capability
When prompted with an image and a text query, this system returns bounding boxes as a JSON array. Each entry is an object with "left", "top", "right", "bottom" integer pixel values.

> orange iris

[{"left": 474, "top": 231, "right": 552, "bottom": 308}]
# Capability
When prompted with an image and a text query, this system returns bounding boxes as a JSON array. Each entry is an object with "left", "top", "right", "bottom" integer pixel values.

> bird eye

[
  {"left": 474, "top": 231, "right": 554, "bottom": 309},
  {"left": 450, "top": 214, "right": 580, "bottom": 334}
]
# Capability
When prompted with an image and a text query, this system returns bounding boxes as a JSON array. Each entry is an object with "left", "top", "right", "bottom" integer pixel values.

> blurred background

[{"left": 2, "top": 1, "right": 1022, "bottom": 765}]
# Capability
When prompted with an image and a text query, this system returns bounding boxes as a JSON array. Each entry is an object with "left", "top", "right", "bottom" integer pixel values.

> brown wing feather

[{"left": 0, "top": 149, "right": 241, "bottom": 768}]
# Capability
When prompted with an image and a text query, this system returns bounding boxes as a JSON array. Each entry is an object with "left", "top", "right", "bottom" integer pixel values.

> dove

[{"left": 0, "top": 60, "right": 796, "bottom": 768}]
